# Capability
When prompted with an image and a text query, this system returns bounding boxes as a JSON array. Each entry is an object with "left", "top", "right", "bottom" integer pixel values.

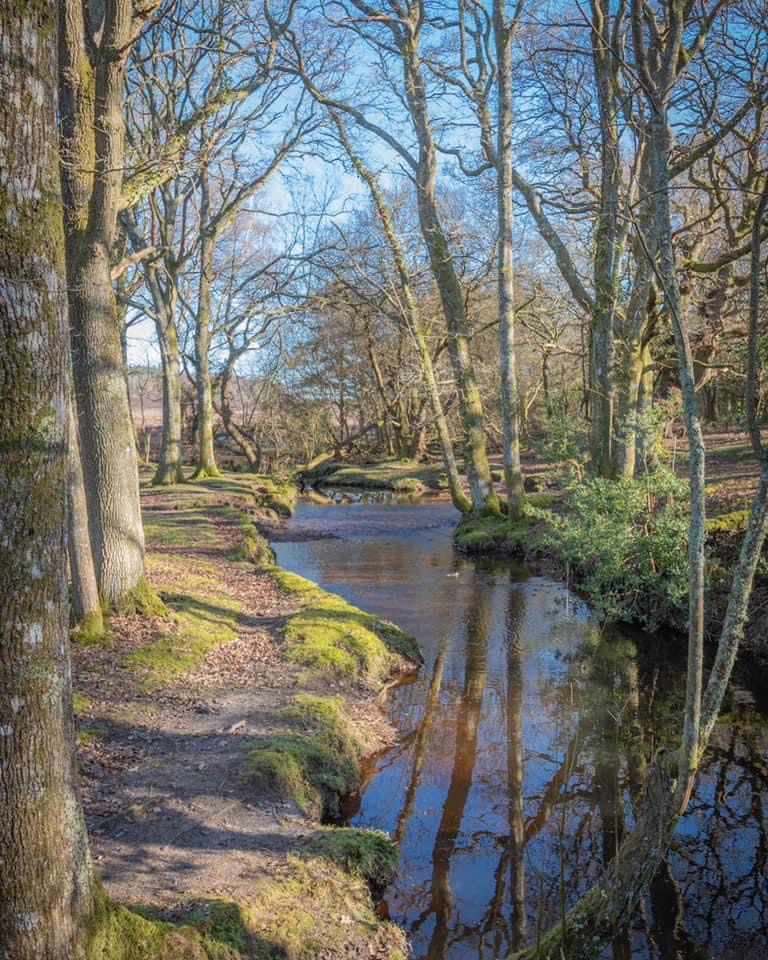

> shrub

[
  {"left": 550, "top": 466, "right": 689, "bottom": 630},
  {"left": 531, "top": 416, "right": 588, "bottom": 466}
]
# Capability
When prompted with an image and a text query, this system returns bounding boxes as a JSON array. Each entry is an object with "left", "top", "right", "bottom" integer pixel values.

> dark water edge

[{"left": 274, "top": 494, "right": 768, "bottom": 960}]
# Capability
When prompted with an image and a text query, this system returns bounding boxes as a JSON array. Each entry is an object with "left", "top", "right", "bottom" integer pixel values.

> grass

[
  {"left": 270, "top": 569, "right": 421, "bottom": 686},
  {"left": 298, "top": 826, "right": 399, "bottom": 890},
  {"left": 185, "top": 857, "right": 407, "bottom": 960},
  {"left": 76, "top": 722, "right": 108, "bottom": 745},
  {"left": 84, "top": 882, "right": 239, "bottom": 960},
  {"left": 244, "top": 694, "right": 365, "bottom": 819},
  {"left": 73, "top": 691, "right": 92, "bottom": 715}
]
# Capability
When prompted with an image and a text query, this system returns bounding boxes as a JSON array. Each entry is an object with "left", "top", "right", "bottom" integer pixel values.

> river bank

[{"left": 72, "top": 472, "right": 420, "bottom": 959}]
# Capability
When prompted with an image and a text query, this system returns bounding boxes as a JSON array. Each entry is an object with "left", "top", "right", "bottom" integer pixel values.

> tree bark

[
  {"left": 121, "top": 208, "right": 185, "bottom": 485},
  {"left": 190, "top": 223, "right": 220, "bottom": 479},
  {"left": 0, "top": 6, "right": 95, "bottom": 955},
  {"left": 399, "top": 24, "right": 500, "bottom": 513},
  {"left": 153, "top": 313, "right": 185, "bottom": 484},
  {"left": 59, "top": 0, "right": 145, "bottom": 604},
  {"left": 67, "top": 399, "right": 104, "bottom": 635},
  {"left": 494, "top": 0, "right": 525, "bottom": 519}
]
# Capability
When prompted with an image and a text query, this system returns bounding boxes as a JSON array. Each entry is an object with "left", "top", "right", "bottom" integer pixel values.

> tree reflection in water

[{"left": 275, "top": 499, "right": 768, "bottom": 960}]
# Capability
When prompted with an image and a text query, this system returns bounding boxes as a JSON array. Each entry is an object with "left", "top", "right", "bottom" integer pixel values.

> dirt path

[{"left": 72, "top": 485, "right": 399, "bottom": 917}]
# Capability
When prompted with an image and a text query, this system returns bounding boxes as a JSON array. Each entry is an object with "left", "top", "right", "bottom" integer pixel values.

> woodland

[{"left": 1, "top": 1, "right": 767, "bottom": 959}]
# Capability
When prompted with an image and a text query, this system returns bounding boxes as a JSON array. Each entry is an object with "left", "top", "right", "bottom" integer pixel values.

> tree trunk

[
  {"left": 589, "top": 0, "right": 623, "bottom": 479},
  {"left": 400, "top": 33, "right": 499, "bottom": 513},
  {"left": 614, "top": 337, "right": 644, "bottom": 478},
  {"left": 0, "top": 7, "right": 95, "bottom": 954},
  {"left": 67, "top": 399, "right": 104, "bottom": 636},
  {"left": 121, "top": 208, "right": 185, "bottom": 486},
  {"left": 153, "top": 313, "right": 185, "bottom": 485},
  {"left": 190, "top": 178, "right": 220, "bottom": 480},
  {"left": 330, "top": 112, "right": 472, "bottom": 513},
  {"left": 494, "top": 0, "right": 525, "bottom": 520},
  {"left": 59, "top": 0, "right": 145, "bottom": 605}
]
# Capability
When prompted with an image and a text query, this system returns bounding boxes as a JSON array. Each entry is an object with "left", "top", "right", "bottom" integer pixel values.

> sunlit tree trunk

[
  {"left": 494, "top": 0, "right": 525, "bottom": 519},
  {"left": 190, "top": 174, "right": 220, "bottom": 479},
  {"left": 589, "top": 0, "right": 624, "bottom": 479},
  {"left": 330, "top": 113, "right": 472, "bottom": 513},
  {"left": 0, "top": 6, "right": 95, "bottom": 954},
  {"left": 154, "top": 315, "right": 185, "bottom": 484},
  {"left": 122, "top": 208, "right": 185, "bottom": 485},
  {"left": 59, "top": 0, "right": 145, "bottom": 604},
  {"left": 67, "top": 399, "right": 104, "bottom": 636},
  {"left": 399, "top": 28, "right": 499, "bottom": 513}
]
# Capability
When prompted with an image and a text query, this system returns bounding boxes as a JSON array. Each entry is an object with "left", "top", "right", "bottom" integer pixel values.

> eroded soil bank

[{"left": 72, "top": 473, "right": 420, "bottom": 959}]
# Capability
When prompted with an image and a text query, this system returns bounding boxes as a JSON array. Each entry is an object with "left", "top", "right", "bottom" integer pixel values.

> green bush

[
  {"left": 531, "top": 416, "right": 587, "bottom": 465},
  {"left": 550, "top": 466, "right": 689, "bottom": 630}
]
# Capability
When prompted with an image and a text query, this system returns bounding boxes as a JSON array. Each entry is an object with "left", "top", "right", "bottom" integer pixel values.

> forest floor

[{"left": 71, "top": 473, "right": 418, "bottom": 959}]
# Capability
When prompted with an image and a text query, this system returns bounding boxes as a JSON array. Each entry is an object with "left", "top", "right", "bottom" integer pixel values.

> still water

[{"left": 274, "top": 494, "right": 768, "bottom": 960}]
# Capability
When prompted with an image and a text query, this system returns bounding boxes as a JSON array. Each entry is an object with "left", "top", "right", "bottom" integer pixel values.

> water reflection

[{"left": 274, "top": 499, "right": 768, "bottom": 960}]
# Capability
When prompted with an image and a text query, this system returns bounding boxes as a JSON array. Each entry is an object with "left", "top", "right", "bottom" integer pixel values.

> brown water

[{"left": 274, "top": 494, "right": 768, "bottom": 960}]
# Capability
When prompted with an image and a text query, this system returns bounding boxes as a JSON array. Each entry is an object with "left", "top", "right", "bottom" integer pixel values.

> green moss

[
  {"left": 73, "top": 691, "right": 92, "bottom": 715},
  {"left": 251, "top": 476, "right": 298, "bottom": 517},
  {"left": 306, "top": 459, "right": 445, "bottom": 492},
  {"left": 390, "top": 476, "right": 424, "bottom": 493},
  {"left": 298, "top": 827, "right": 398, "bottom": 890},
  {"left": 73, "top": 608, "right": 106, "bottom": 643},
  {"left": 454, "top": 512, "right": 537, "bottom": 553},
  {"left": 125, "top": 589, "right": 240, "bottom": 688},
  {"left": 113, "top": 578, "right": 167, "bottom": 618},
  {"left": 144, "top": 511, "right": 220, "bottom": 548},
  {"left": 232, "top": 532, "right": 275, "bottom": 566},
  {"left": 188, "top": 858, "right": 406, "bottom": 960},
  {"left": 76, "top": 722, "right": 107, "bottom": 745},
  {"left": 244, "top": 695, "right": 364, "bottom": 818},
  {"left": 83, "top": 882, "right": 240, "bottom": 960},
  {"left": 272, "top": 570, "right": 420, "bottom": 686}
]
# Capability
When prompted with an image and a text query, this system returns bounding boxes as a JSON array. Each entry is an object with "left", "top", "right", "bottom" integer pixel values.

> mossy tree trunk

[
  {"left": 121, "top": 206, "right": 185, "bottom": 486},
  {"left": 0, "top": 5, "right": 95, "bottom": 955},
  {"left": 58, "top": 0, "right": 146, "bottom": 605},
  {"left": 329, "top": 111, "right": 473, "bottom": 514},
  {"left": 401, "top": 38, "right": 499, "bottom": 513},
  {"left": 494, "top": 0, "right": 525, "bottom": 520},
  {"left": 67, "top": 397, "right": 104, "bottom": 636},
  {"left": 154, "top": 316, "right": 185, "bottom": 484},
  {"left": 189, "top": 164, "right": 220, "bottom": 479}
]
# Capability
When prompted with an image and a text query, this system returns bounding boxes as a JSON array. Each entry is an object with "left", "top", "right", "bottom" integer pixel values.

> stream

[{"left": 273, "top": 493, "right": 768, "bottom": 960}]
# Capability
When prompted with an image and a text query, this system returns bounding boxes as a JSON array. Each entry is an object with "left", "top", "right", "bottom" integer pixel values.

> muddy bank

[{"left": 72, "top": 472, "right": 420, "bottom": 959}]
